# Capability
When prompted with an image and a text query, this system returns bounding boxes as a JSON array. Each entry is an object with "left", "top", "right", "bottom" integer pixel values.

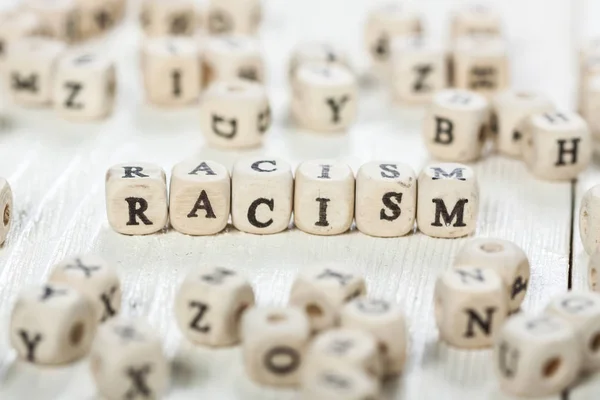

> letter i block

[
  {"left": 105, "top": 163, "right": 168, "bottom": 235},
  {"left": 417, "top": 163, "right": 479, "bottom": 238}
]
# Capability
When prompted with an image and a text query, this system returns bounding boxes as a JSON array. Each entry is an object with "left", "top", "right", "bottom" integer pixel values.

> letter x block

[
  {"left": 105, "top": 163, "right": 168, "bottom": 235},
  {"left": 417, "top": 163, "right": 479, "bottom": 238}
]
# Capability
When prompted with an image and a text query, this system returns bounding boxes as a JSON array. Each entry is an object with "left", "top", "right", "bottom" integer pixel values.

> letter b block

[
  {"left": 105, "top": 163, "right": 168, "bottom": 235},
  {"left": 417, "top": 163, "right": 479, "bottom": 238}
]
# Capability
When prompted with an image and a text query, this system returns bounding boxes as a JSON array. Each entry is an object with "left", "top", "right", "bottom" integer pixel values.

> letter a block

[
  {"left": 105, "top": 163, "right": 168, "bottom": 235},
  {"left": 417, "top": 163, "right": 479, "bottom": 238}
]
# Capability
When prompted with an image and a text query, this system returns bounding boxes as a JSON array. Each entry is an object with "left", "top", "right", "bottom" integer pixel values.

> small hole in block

[
  {"left": 542, "top": 357, "right": 561, "bottom": 378},
  {"left": 267, "top": 313, "right": 287, "bottom": 324},
  {"left": 480, "top": 242, "right": 503, "bottom": 253},
  {"left": 305, "top": 303, "right": 323, "bottom": 318},
  {"left": 589, "top": 332, "right": 600, "bottom": 353},
  {"left": 69, "top": 322, "right": 85, "bottom": 346},
  {"left": 3, "top": 204, "right": 9, "bottom": 226}
]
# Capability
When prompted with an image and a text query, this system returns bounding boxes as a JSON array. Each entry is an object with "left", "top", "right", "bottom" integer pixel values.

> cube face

[
  {"left": 522, "top": 111, "right": 592, "bottom": 181},
  {"left": 288, "top": 41, "right": 350, "bottom": 84},
  {"left": 301, "top": 366, "right": 380, "bottom": 400},
  {"left": 454, "top": 238, "right": 530, "bottom": 312},
  {"left": 141, "top": 0, "right": 197, "bottom": 37},
  {"left": 494, "top": 314, "right": 582, "bottom": 397},
  {"left": 417, "top": 163, "right": 479, "bottom": 238},
  {"left": 232, "top": 157, "right": 293, "bottom": 234},
  {"left": 206, "top": 0, "right": 261, "bottom": 35},
  {"left": 203, "top": 35, "right": 264, "bottom": 86},
  {"left": 25, "top": 0, "right": 80, "bottom": 42},
  {"left": 434, "top": 267, "right": 508, "bottom": 348},
  {"left": 0, "top": 11, "right": 45, "bottom": 66},
  {"left": 169, "top": 160, "right": 230, "bottom": 235},
  {"left": 580, "top": 185, "right": 600, "bottom": 255},
  {"left": 242, "top": 306, "right": 310, "bottom": 387},
  {"left": 175, "top": 266, "right": 255, "bottom": 346},
  {"left": 355, "top": 161, "right": 417, "bottom": 237},
  {"left": 48, "top": 254, "right": 121, "bottom": 323},
  {"left": 0, "top": 177, "right": 13, "bottom": 245},
  {"left": 78, "top": 0, "right": 121, "bottom": 38},
  {"left": 450, "top": 4, "right": 502, "bottom": 39},
  {"left": 143, "top": 36, "right": 201, "bottom": 106},
  {"left": 200, "top": 80, "right": 270, "bottom": 149},
  {"left": 423, "top": 89, "right": 489, "bottom": 162},
  {"left": 105, "top": 163, "right": 168, "bottom": 235},
  {"left": 294, "top": 160, "right": 355, "bottom": 235},
  {"left": 10, "top": 284, "right": 97, "bottom": 365}
]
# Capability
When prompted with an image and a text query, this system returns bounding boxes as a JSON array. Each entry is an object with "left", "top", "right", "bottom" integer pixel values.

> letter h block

[
  {"left": 417, "top": 163, "right": 479, "bottom": 238},
  {"left": 105, "top": 163, "right": 168, "bottom": 235}
]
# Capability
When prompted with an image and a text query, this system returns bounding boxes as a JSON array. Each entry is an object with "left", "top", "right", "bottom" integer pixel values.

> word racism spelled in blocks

[{"left": 105, "top": 159, "right": 479, "bottom": 238}]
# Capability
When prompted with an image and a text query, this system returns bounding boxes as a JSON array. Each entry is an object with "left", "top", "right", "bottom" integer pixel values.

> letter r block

[
  {"left": 105, "top": 163, "right": 168, "bottom": 235},
  {"left": 417, "top": 163, "right": 479, "bottom": 238}
]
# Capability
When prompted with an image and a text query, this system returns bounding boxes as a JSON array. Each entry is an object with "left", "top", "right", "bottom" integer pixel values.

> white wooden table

[{"left": 1, "top": 0, "right": 599, "bottom": 398}]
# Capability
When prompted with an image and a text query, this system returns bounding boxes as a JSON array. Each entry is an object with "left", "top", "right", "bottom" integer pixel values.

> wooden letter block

[
  {"left": 206, "top": 0, "right": 261, "bottom": 35},
  {"left": 450, "top": 4, "right": 503, "bottom": 39},
  {"left": 170, "top": 159, "right": 230, "bottom": 236},
  {"left": 355, "top": 161, "right": 416, "bottom": 238},
  {"left": 140, "top": 0, "right": 197, "bottom": 37},
  {"left": 24, "top": 0, "right": 80, "bottom": 42},
  {"left": 289, "top": 264, "right": 366, "bottom": 332},
  {"left": 294, "top": 160, "right": 355, "bottom": 235},
  {"left": 0, "top": 177, "right": 13, "bottom": 245},
  {"left": 301, "top": 366, "right": 381, "bottom": 400},
  {"left": 242, "top": 306, "right": 310, "bottom": 387},
  {"left": 454, "top": 238, "right": 530, "bottom": 312},
  {"left": 78, "top": 0, "right": 122, "bottom": 39},
  {"left": 232, "top": 157, "right": 293, "bottom": 234},
  {"left": 521, "top": 111, "right": 592, "bottom": 181},
  {"left": 53, "top": 50, "right": 116, "bottom": 121},
  {"left": 417, "top": 163, "right": 479, "bottom": 238},
  {"left": 200, "top": 80, "right": 270, "bottom": 148},
  {"left": 491, "top": 90, "right": 554, "bottom": 157},
  {"left": 90, "top": 318, "right": 169, "bottom": 400},
  {"left": 175, "top": 266, "right": 255, "bottom": 346},
  {"left": 340, "top": 297, "right": 407, "bottom": 376},
  {"left": 292, "top": 63, "right": 358, "bottom": 132},
  {"left": 435, "top": 267, "right": 508, "bottom": 348},
  {"left": 142, "top": 36, "right": 201, "bottom": 107},
  {"left": 0, "top": 11, "right": 45, "bottom": 67},
  {"left": 423, "top": 89, "right": 489, "bottom": 162},
  {"left": 494, "top": 314, "right": 582, "bottom": 397},
  {"left": 105, "top": 163, "right": 168, "bottom": 235},
  {"left": 10, "top": 284, "right": 96, "bottom": 364},
  {"left": 203, "top": 34, "right": 264, "bottom": 86},
  {"left": 48, "top": 255, "right": 121, "bottom": 323},
  {"left": 6, "top": 37, "right": 66, "bottom": 107},
  {"left": 288, "top": 41, "right": 350, "bottom": 85}
]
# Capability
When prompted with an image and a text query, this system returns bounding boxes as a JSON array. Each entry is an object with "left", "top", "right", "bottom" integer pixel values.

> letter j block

[
  {"left": 105, "top": 163, "right": 168, "bottom": 235},
  {"left": 417, "top": 163, "right": 479, "bottom": 238}
]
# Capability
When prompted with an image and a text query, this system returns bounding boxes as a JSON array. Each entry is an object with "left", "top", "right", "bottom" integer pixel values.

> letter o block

[
  {"left": 170, "top": 160, "right": 230, "bottom": 236},
  {"left": 417, "top": 163, "right": 479, "bottom": 238},
  {"left": 423, "top": 89, "right": 489, "bottom": 162},
  {"left": 355, "top": 161, "right": 416, "bottom": 237},
  {"left": 105, "top": 163, "right": 168, "bottom": 235},
  {"left": 232, "top": 158, "right": 293, "bottom": 234},
  {"left": 294, "top": 160, "right": 355, "bottom": 236}
]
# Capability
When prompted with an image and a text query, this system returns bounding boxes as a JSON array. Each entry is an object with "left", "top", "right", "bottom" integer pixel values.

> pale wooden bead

[
  {"left": 140, "top": 0, "right": 197, "bottom": 37},
  {"left": 206, "top": 0, "right": 261, "bottom": 35},
  {"left": 199, "top": 80, "right": 270, "bottom": 148},
  {"left": 454, "top": 238, "right": 529, "bottom": 313},
  {"left": 6, "top": 37, "right": 66, "bottom": 107},
  {"left": 0, "top": 177, "right": 13, "bottom": 245},
  {"left": 435, "top": 266, "right": 508, "bottom": 348},
  {"left": 142, "top": 36, "right": 201, "bottom": 107},
  {"left": 491, "top": 90, "right": 554, "bottom": 157},
  {"left": 242, "top": 306, "right": 310, "bottom": 387},
  {"left": 294, "top": 160, "right": 354, "bottom": 235},
  {"left": 521, "top": 111, "right": 592, "bottom": 181},
  {"left": 453, "top": 35, "right": 510, "bottom": 98},
  {"left": 288, "top": 41, "right": 351, "bottom": 85},
  {"left": 48, "top": 255, "right": 121, "bottom": 323},
  {"left": 423, "top": 89, "right": 489, "bottom": 162},
  {"left": 10, "top": 283, "right": 96, "bottom": 365},
  {"left": 546, "top": 292, "right": 600, "bottom": 372},
  {"left": 53, "top": 50, "right": 116, "bottom": 121},
  {"left": 77, "top": 0, "right": 121, "bottom": 39},
  {"left": 289, "top": 264, "right": 366, "bottom": 332},
  {"left": 450, "top": 3, "right": 503, "bottom": 39},
  {"left": 169, "top": 159, "right": 230, "bottom": 236},
  {"left": 292, "top": 63, "right": 358, "bottom": 132},
  {"left": 391, "top": 36, "right": 448, "bottom": 104},
  {"left": 417, "top": 163, "right": 479, "bottom": 238},
  {"left": 301, "top": 366, "right": 381, "bottom": 400},
  {"left": 203, "top": 34, "right": 264, "bottom": 86},
  {"left": 305, "top": 328, "right": 382, "bottom": 379},
  {"left": 175, "top": 266, "right": 255, "bottom": 347},
  {"left": 494, "top": 313, "right": 582, "bottom": 397},
  {"left": 582, "top": 76, "right": 600, "bottom": 140},
  {"left": 355, "top": 161, "right": 416, "bottom": 238},
  {"left": 105, "top": 163, "right": 168, "bottom": 235},
  {"left": 0, "top": 11, "right": 45, "bottom": 67},
  {"left": 581, "top": 185, "right": 600, "bottom": 255},
  {"left": 231, "top": 157, "right": 293, "bottom": 234},
  {"left": 90, "top": 318, "right": 169, "bottom": 400}
]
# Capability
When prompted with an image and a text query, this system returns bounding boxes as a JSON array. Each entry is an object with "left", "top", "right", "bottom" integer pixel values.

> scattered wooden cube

[
  {"left": 301, "top": 366, "right": 381, "bottom": 400},
  {"left": 140, "top": 0, "right": 197, "bottom": 37},
  {"left": 0, "top": 10, "right": 45, "bottom": 67},
  {"left": 288, "top": 41, "right": 350, "bottom": 85},
  {"left": 450, "top": 3, "right": 503, "bottom": 39},
  {"left": 203, "top": 34, "right": 264, "bottom": 86},
  {"left": 206, "top": 0, "right": 262, "bottom": 36},
  {"left": 24, "top": 0, "right": 80, "bottom": 42},
  {"left": 78, "top": 0, "right": 122, "bottom": 39},
  {"left": 0, "top": 177, "right": 13, "bottom": 246}
]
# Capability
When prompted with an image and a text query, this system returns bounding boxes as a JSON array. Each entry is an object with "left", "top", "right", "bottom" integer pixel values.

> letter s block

[
  {"left": 105, "top": 163, "right": 168, "bottom": 235},
  {"left": 417, "top": 163, "right": 479, "bottom": 238}
]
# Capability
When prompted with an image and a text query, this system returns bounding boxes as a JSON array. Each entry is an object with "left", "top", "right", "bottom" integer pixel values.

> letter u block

[
  {"left": 105, "top": 163, "right": 168, "bottom": 235},
  {"left": 417, "top": 163, "right": 479, "bottom": 238}
]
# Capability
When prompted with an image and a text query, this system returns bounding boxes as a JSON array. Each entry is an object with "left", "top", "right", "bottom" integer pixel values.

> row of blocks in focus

[{"left": 105, "top": 159, "right": 479, "bottom": 238}]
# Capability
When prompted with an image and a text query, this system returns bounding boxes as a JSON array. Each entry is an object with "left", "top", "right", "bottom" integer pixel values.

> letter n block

[
  {"left": 417, "top": 163, "right": 479, "bottom": 238},
  {"left": 105, "top": 163, "right": 168, "bottom": 235}
]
